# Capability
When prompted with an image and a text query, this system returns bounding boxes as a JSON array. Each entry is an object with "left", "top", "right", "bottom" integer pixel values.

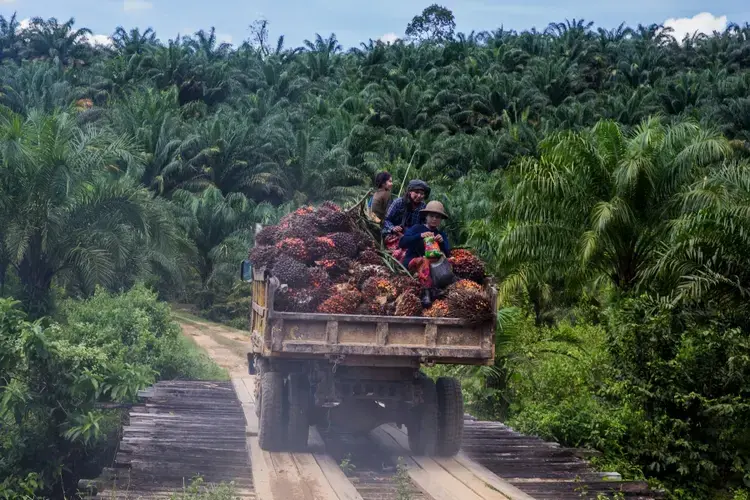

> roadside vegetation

[{"left": 2, "top": 5, "right": 750, "bottom": 498}]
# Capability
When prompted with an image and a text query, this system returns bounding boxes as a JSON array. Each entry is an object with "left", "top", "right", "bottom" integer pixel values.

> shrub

[{"left": 0, "top": 284, "right": 226, "bottom": 498}]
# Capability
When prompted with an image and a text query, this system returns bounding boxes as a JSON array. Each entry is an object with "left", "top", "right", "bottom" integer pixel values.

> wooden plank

[
  {"left": 233, "top": 378, "right": 253, "bottom": 404},
  {"left": 308, "top": 428, "right": 364, "bottom": 500},
  {"left": 434, "top": 458, "right": 511, "bottom": 500},
  {"left": 267, "top": 452, "right": 316, "bottom": 499},
  {"left": 234, "top": 377, "right": 274, "bottom": 500},
  {"left": 241, "top": 377, "right": 257, "bottom": 403},
  {"left": 376, "top": 425, "right": 485, "bottom": 500},
  {"left": 371, "top": 427, "right": 471, "bottom": 500},
  {"left": 382, "top": 424, "right": 534, "bottom": 500},
  {"left": 454, "top": 452, "right": 537, "bottom": 500},
  {"left": 291, "top": 451, "right": 341, "bottom": 499}
]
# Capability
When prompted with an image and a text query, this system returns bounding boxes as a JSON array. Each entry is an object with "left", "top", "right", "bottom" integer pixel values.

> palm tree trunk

[
  {"left": 0, "top": 258, "right": 7, "bottom": 296},
  {"left": 17, "top": 251, "right": 55, "bottom": 319}
]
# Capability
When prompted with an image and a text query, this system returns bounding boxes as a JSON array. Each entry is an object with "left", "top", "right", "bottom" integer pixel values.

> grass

[{"left": 172, "top": 329, "right": 230, "bottom": 381}]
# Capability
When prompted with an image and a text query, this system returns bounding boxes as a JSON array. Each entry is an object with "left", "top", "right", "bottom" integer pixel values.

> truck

[{"left": 244, "top": 264, "right": 497, "bottom": 457}]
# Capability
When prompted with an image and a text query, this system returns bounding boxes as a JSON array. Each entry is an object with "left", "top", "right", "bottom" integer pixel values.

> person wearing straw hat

[{"left": 399, "top": 200, "right": 452, "bottom": 271}]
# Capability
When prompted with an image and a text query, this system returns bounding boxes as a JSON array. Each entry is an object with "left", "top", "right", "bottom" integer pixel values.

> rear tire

[
  {"left": 286, "top": 373, "right": 311, "bottom": 451},
  {"left": 407, "top": 376, "right": 438, "bottom": 456},
  {"left": 436, "top": 377, "right": 464, "bottom": 456},
  {"left": 258, "top": 371, "right": 286, "bottom": 451}
]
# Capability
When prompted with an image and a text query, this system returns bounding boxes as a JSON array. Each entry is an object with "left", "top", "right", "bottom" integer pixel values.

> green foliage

[
  {"left": 167, "top": 476, "right": 240, "bottom": 500},
  {"left": 0, "top": 286, "right": 225, "bottom": 498},
  {"left": 405, "top": 5, "right": 456, "bottom": 43},
  {"left": 393, "top": 457, "right": 412, "bottom": 500},
  {"left": 604, "top": 296, "right": 750, "bottom": 493}
]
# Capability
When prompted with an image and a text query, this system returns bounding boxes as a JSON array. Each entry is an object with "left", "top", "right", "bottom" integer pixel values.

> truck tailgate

[{"left": 262, "top": 311, "right": 495, "bottom": 365}]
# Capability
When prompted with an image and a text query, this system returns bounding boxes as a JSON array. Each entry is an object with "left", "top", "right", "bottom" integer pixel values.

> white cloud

[
  {"left": 123, "top": 0, "right": 153, "bottom": 12},
  {"left": 663, "top": 12, "right": 727, "bottom": 42},
  {"left": 16, "top": 17, "right": 30, "bottom": 32},
  {"left": 85, "top": 34, "right": 113, "bottom": 47},
  {"left": 0, "top": 0, "right": 17, "bottom": 4},
  {"left": 379, "top": 32, "right": 399, "bottom": 45},
  {"left": 217, "top": 33, "right": 233, "bottom": 45}
]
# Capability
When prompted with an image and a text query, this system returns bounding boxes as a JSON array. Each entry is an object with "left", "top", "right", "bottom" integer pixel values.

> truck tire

[
  {"left": 286, "top": 373, "right": 310, "bottom": 451},
  {"left": 407, "top": 376, "right": 438, "bottom": 456},
  {"left": 258, "top": 371, "right": 286, "bottom": 451},
  {"left": 436, "top": 377, "right": 464, "bottom": 456}
]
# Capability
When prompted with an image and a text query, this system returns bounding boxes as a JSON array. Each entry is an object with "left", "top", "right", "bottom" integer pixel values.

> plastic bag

[
  {"left": 423, "top": 234, "right": 443, "bottom": 259},
  {"left": 430, "top": 257, "right": 455, "bottom": 288}
]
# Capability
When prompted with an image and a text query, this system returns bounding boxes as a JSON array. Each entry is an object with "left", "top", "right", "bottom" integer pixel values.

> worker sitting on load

[
  {"left": 382, "top": 179, "right": 430, "bottom": 262},
  {"left": 382, "top": 179, "right": 430, "bottom": 236},
  {"left": 399, "top": 201, "right": 454, "bottom": 306}
]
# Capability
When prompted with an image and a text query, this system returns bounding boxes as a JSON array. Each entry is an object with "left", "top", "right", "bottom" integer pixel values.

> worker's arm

[
  {"left": 383, "top": 198, "right": 404, "bottom": 234},
  {"left": 399, "top": 225, "right": 425, "bottom": 249}
]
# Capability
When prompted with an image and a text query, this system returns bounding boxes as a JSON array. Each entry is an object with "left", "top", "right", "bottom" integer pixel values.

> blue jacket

[
  {"left": 399, "top": 224, "right": 452, "bottom": 268},
  {"left": 383, "top": 197, "right": 426, "bottom": 235}
]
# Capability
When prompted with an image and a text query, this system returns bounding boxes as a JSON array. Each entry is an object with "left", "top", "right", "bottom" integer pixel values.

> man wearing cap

[{"left": 398, "top": 200, "right": 452, "bottom": 270}]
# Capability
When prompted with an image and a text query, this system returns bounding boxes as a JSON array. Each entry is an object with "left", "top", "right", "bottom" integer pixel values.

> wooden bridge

[{"left": 83, "top": 378, "right": 659, "bottom": 500}]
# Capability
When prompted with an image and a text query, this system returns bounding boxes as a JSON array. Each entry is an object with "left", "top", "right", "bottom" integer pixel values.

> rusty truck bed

[{"left": 249, "top": 269, "right": 496, "bottom": 366}]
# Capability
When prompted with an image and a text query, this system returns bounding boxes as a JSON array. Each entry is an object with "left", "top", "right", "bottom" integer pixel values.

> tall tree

[{"left": 405, "top": 4, "right": 456, "bottom": 43}]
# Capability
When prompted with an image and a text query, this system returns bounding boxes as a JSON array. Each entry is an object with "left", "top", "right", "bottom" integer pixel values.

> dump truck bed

[{"left": 249, "top": 268, "right": 496, "bottom": 366}]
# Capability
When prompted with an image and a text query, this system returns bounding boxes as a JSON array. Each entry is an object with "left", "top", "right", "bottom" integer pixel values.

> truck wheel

[
  {"left": 407, "top": 376, "right": 438, "bottom": 456},
  {"left": 286, "top": 373, "right": 310, "bottom": 451},
  {"left": 436, "top": 377, "right": 464, "bottom": 456},
  {"left": 258, "top": 371, "right": 286, "bottom": 451}
]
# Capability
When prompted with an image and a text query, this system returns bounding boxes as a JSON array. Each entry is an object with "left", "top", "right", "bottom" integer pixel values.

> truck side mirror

[{"left": 240, "top": 259, "right": 253, "bottom": 282}]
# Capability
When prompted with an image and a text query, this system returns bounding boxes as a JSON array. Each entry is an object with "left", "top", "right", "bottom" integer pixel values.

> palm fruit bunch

[
  {"left": 392, "top": 275, "right": 420, "bottom": 296},
  {"left": 255, "top": 225, "right": 280, "bottom": 246},
  {"left": 276, "top": 287, "right": 328, "bottom": 313},
  {"left": 275, "top": 238, "right": 309, "bottom": 262},
  {"left": 309, "top": 267, "right": 332, "bottom": 291},
  {"left": 278, "top": 217, "right": 315, "bottom": 240},
  {"left": 449, "top": 249, "right": 486, "bottom": 283},
  {"left": 446, "top": 288, "right": 493, "bottom": 324},
  {"left": 272, "top": 254, "right": 311, "bottom": 288},
  {"left": 318, "top": 287, "right": 362, "bottom": 314},
  {"left": 394, "top": 292, "right": 422, "bottom": 317},
  {"left": 353, "top": 230, "right": 376, "bottom": 251},
  {"left": 352, "top": 264, "right": 390, "bottom": 288},
  {"left": 316, "top": 258, "right": 352, "bottom": 279},
  {"left": 447, "top": 279, "right": 482, "bottom": 294},
  {"left": 327, "top": 232, "right": 359, "bottom": 258},
  {"left": 314, "top": 204, "right": 351, "bottom": 233},
  {"left": 307, "top": 236, "right": 336, "bottom": 261},
  {"left": 423, "top": 300, "right": 451, "bottom": 318},
  {"left": 357, "top": 248, "right": 382, "bottom": 266},
  {"left": 362, "top": 277, "right": 398, "bottom": 302},
  {"left": 356, "top": 301, "right": 388, "bottom": 315},
  {"left": 249, "top": 245, "right": 276, "bottom": 269}
]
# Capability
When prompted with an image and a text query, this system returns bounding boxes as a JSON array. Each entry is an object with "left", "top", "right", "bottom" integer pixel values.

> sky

[{"left": 0, "top": 0, "right": 748, "bottom": 49}]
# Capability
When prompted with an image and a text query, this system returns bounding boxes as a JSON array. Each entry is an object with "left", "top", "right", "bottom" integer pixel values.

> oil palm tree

[
  {"left": 0, "top": 108, "right": 183, "bottom": 316},
  {"left": 482, "top": 117, "right": 735, "bottom": 302}
]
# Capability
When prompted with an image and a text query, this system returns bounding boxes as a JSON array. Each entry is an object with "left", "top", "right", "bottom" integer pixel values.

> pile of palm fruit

[{"left": 247, "top": 202, "right": 493, "bottom": 321}]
